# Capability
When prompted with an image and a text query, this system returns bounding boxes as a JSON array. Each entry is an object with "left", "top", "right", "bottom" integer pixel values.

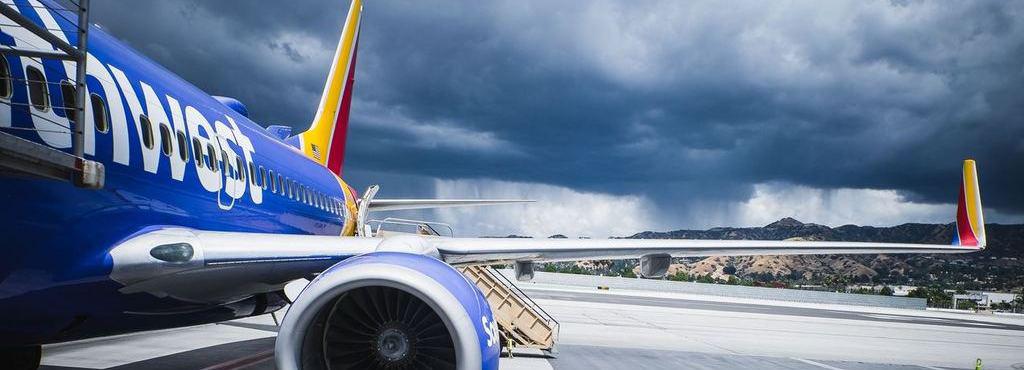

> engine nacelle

[{"left": 275, "top": 252, "right": 500, "bottom": 370}]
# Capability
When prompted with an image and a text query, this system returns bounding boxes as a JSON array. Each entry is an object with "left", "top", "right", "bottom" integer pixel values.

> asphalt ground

[{"left": 39, "top": 284, "right": 1024, "bottom": 370}]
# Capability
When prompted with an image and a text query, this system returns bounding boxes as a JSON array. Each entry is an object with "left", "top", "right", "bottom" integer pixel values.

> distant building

[{"left": 950, "top": 290, "right": 1019, "bottom": 309}]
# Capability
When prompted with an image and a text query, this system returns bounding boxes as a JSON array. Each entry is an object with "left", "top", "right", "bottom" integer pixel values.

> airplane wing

[
  {"left": 432, "top": 237, "right": 981, "bottom": 266},
  {"left": 367, "top": 199, "right": 534, "bottom": 211},
  {"left": 109, "top": 160, "right": 985, "bottom": 302},
  {"left": 434, "top": 159, "right": 987, "bottom": 265},
  {"left": 357, "top": 182, "right": 534, "bottom": 212}
]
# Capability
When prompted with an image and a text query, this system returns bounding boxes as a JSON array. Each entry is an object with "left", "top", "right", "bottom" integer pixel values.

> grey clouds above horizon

[{"left": 88, "top": 0, "right": 1024, "bottom": 234}]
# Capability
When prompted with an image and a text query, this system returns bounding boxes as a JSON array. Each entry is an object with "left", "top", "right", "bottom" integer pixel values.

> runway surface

[{"left": 39, "top": 284, "right": 1024, "bottom": 370}]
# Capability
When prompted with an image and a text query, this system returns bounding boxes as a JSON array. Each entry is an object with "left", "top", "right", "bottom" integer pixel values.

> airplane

[{"left": 0, "top": 1, "right": 989, "bottom": 369}]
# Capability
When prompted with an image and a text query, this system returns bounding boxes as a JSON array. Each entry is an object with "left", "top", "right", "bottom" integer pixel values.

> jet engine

[{"left": 275, "top": 252, "right": 500, "bottom": 370}]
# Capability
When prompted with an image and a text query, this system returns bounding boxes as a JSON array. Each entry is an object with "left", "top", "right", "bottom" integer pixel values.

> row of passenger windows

[
  {"left": 0, "top": 58, "right": 112, "bottom": 133},
  {"left": 0, "top": 58, "right": 346, "bottom": 218}
]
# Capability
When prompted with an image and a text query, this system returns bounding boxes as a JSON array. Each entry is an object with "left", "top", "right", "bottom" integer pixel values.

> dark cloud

[{"left": 90, "top": 0, "right": 1024, "bottom": 223}]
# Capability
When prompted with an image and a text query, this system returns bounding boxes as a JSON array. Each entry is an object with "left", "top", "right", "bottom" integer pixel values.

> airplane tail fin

[
  {"left": 298, "top": 0, "right": 362, "bottom": 176},
  {"left": 953, "top": 159, "right": 986, "bottom": 248}
]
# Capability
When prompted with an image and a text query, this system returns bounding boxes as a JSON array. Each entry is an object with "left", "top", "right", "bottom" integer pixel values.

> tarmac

[{"left": 38, "top": 279, "right": 1024, "bottom": 370}]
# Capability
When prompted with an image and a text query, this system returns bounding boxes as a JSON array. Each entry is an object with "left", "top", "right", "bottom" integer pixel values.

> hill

[{"left": 617, "top": 218, "right": 1024, "bottom": 290}]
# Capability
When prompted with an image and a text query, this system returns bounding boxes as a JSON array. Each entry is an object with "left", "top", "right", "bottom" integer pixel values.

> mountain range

[{"left": 619, "top": 218, "right": 1024, "bottom": 290}]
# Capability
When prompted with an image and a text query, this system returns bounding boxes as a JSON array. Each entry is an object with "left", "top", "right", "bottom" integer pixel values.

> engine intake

[
  {"left": 275, "top": 252, "right": 499, "bottom": 370},
  {"left": 306, "top": 286, "right": 454, "bottom": 368}
]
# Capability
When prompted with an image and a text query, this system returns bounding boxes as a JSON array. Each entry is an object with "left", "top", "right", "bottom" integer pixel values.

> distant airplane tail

[
  {"left": 953, "top": 159, "right": 986, "bottom": 248},
  {"left": 298, "top": 0, "right": 362, "bottom": 176}
]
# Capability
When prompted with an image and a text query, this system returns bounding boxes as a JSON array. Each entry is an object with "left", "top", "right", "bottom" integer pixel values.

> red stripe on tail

[
  {"left": 956, "top": 182, "right": 978, "bottom": 246},
  {"left": 326, "top": 40, "right": 359, "bottom": 176}
]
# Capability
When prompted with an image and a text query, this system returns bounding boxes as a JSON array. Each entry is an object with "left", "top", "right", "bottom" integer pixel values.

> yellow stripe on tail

[
  {"left": 298, "top": 0, "right": 362, "bottom": 175},
  {"left": 954, "top": 159, "right": 986, "bottom": 248}
]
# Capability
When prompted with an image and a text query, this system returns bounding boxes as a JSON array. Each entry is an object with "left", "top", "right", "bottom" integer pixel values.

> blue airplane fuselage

[{"left": 0, "top": 0, "right": 352, "bottom": 346}]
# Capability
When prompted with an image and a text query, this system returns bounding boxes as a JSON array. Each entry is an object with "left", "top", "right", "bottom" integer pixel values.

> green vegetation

[
  {"left": 618, "top": 267, "right": 637, "bottom": 278},
  {"left": 534, "top": 259, "right": 1020, "bottom": 310},
  {"left": 540, "top": 263, "right": 589, "bottom": 275},
  {"left": 907, "top": 286, "right": 953, "bottom": 308},
  {"left": 667, "top": 271, "right": 690, "bottom": 282},
  {"left": 822, "top": 274, "right": 850, "bottom": 292}
]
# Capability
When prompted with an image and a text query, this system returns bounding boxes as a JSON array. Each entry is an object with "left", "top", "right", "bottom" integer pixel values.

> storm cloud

[{"left": 90, "top": 0, "right": 1024, "bottom": 235}]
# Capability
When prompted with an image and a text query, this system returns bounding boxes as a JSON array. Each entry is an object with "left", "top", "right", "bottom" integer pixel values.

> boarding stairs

[
  {"left": 459, "top": 265, "right": 559, "bottom": 357},
  {"left": 367, "top": 218, "right": 560, "bottom": 357}
]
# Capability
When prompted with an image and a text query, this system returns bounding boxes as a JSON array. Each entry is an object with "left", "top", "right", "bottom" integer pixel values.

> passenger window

[
  {"left": 0, "top": 56, "right": 11, "bottom": 99},
  {"left": 277, "top": 174, "right": 283, "bottom": 194},
  {"left": 268, "top": 170, "right": 276, "bottom": 193},
  {"left": 206, "top": 144, "right": 217, "bottom": 170},
  {"left": 139, "top": 115, "right": 154, "bottom": 149},
  {"left": 176, "top": 131, "right": 189, "bottom": 162},
  {"left": 26, "top": 66, "right": 49, "bottom": 111},
  {"left": 236, "top": 157, "right": 245, "bottom": 182},
  {"left": 259, "top": 166, "right": 267, "bottom": 189},
  {"left": 91, "top": 94, "right": 109, "bottom": 133},
  {"left": 159, "top": 124, "right": 172, "bottom": 156},
  {"left": 219, "top": 150, "right": 228, "bottom": 173},
  {"left": 60, "top": 80, "right": 76, "bottom": 118},
  {"left": 248, "top": 163, "right": 256, "bottom": 185},
  {"left": 192, "top": 138, "right": 204, "bottom": 168}
]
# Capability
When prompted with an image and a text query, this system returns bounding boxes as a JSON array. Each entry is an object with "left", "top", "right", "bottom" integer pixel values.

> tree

[
  {"left": 908, "top": 286, "right": 953, "bottom": 308},
  {"left": 823, "top": 275, "right": 850, "bottom": 292},
  {"left": 879, "top": 286, "right": 894, "bottom": 296},
  {"left": 991, "top": 302, "right": 1012, "bottom": 311},
  {"left": 668, "top": 271, "right": 691, "bottom": 282},
  {"left": 618, "top": 267, "right": 636, "bottom": 278},
  {"left": 723, "top": 265, "right": 737, "bottom": 275},
  {"left": 696, "top": 274, "right": 716, "bottom": 284}
]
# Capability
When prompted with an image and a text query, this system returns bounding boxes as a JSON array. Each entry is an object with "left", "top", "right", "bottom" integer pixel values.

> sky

[{"left": 90, "top": 0, "right": 1024, "bottom": 237}]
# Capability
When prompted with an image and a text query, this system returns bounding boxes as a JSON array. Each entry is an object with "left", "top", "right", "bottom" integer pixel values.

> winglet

[
  {"left": 953, "top": 159, "right": 986, "bottom": 248},
  {"left": 299, "top": 0, "right": 362, "bottom": 176}
]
